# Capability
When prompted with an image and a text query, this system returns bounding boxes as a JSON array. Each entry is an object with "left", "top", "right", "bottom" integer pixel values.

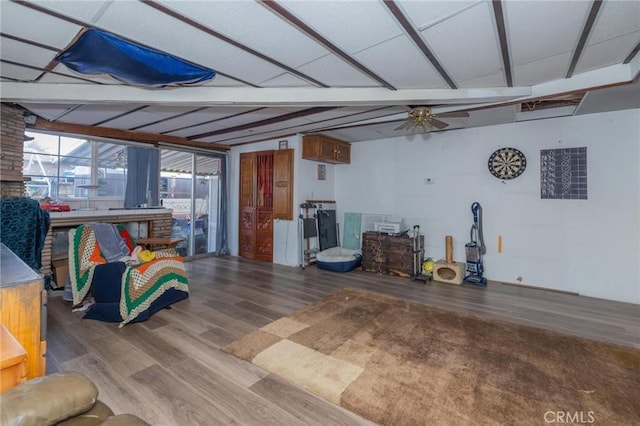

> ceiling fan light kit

[{"left": 395, "top": 107, "right": 451, "bottom": 132}]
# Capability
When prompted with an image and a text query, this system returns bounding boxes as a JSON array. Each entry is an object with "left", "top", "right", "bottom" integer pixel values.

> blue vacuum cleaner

[{"left": 464, "top": 202, "right": 487, "bottom": 286}]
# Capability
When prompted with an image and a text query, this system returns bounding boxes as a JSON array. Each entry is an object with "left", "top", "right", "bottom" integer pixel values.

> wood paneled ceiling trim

[
  {"left": 129, "top": 107, "right": 209, "bottom": 131},
  {"left": 258, "top": 0, "right": 397, "bottom": 90},
  {"left": 188, "top": 106, "right": 338, "bottom": 139},
  {"left": 162, "top": 108, "right": 267, "bottom": 135},
  {"left": 91, "top": 105, "right": 149, "bottom": 126},
  {"left": 30, "top": 117, "right": 230, "bottom": 151},
  {"left": 212, "top": 106, "right": 395, "bottom": 143},
  {"left": 383, "top": 0, "right": 458, "bottom": 89}
]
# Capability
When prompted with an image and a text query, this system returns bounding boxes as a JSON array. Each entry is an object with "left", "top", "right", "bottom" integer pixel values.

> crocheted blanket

[{"left": 69, "top": 224, "right": 189, "bottom": 326}]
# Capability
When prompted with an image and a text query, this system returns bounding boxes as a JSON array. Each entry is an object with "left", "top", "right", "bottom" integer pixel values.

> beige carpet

[{"left": 223, "top": 288, "right": 640, "bottom": 425}]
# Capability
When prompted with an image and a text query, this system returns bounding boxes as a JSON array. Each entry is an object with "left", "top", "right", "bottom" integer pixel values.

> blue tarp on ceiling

[{"left": 55, "top": 28, "right": 215, "bottom": 87}]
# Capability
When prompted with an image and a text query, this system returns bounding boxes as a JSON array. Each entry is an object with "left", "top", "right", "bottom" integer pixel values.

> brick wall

[{"left": 0, "top": 104, "right": 26, "bottom": 197}]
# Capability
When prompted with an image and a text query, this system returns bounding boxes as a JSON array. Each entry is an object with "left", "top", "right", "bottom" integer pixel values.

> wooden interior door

[
  {"left": 239, "top": 152, "right": 256, "bottom": 258},
  {"left": 254, "top": 152, "right": 273, "bottom": 261},
  {"left": 239, "top": 151, "right": 275, "bottom": 261}
]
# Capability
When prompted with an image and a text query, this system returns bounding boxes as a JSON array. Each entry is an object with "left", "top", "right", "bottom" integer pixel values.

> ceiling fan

[{"left": 394, "top": 106, "right": 469, "bottom": 132}]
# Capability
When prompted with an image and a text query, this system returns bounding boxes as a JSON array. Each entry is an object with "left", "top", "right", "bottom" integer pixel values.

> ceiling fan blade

[
  {"left": 439, "top": 111, "right": 469, "bottom": 118},
  {"left": 394, "top": 121, "right": 412, "bottom": 131},
  {"left": 429, "top": 118, "right": 449, "bottom": 129}
]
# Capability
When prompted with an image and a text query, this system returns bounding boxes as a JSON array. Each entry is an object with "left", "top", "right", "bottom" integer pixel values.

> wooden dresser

[
  {"left": 0, "top": 323, "right": 27, "bottom": 391},
  {"left": 361, "top": 231, "right": 423, "bottom": 278},
  {"left": 0, "top": 243, "right": 46, "bottom": 380}
]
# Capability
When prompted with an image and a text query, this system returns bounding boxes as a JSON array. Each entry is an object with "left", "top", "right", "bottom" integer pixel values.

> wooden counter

[{"left": 0, "top": 243, "right": 45, "bottom": 380}]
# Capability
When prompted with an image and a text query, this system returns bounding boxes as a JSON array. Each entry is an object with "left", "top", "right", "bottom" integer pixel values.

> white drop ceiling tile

[
  {"left": 157, "top": 0, "right": 330, "bottom": 68},
  {"left": 1, "top": 2, "right": 83, "bottom": 48},
  {"left": 179, "top": 107, "right": 259, "bottom": 124},
  {"left": 0, "top": 39, "right": 57, "bottom": 68},
  {"left": 299, "top": 107, "right": 393, "bottom": 123},
  {"left": 38, "top": 73, "right": 98, "bottom": 84},
  {"left": 95, "top": 2, "right": 284, "bottom": 85},
  {"left": 211, "top": 118, "right": 315, "bottom": 142},
  {"left": 135, "top": 107, "right": 258, "bottom": 133},
  {"left": 279, "top": 0, "right": 401, "bottom": 54},
  {"left": 322, "top": 126, "right": 394, "bottom": 143},
  {"left": 466, "top": 105, "right": 516, "bottom": 128},
  {"left": 394, "top": 1, "right": 480, "bottom": 31},
  {"left": 576, "top": 82, "right": 640, "bottom": 115},
  {"left": 61, "top": 105, "right": 142, "bottom": 125},
  {"left": 354, "top": 35, "right": 447, "bottom": 89},
  {"left": 139, "top": 106, "right": 197, "bottom": 117},
  {"left": 505, "top": 1, "right": 591, "bottom": 66},
  {"left": 513, "top": 52, "right": 572, "bottom": 87},
  {"left": 297, "top": 54, "right": 379, "bottom": 87},
  {"left": 30, "top": 0, "right": 114, "bottom": 23},
  {"left": 575, "top": 32, "right": 640, "bottom": 75},
  {"left": 589, "top": 0, "right": 640, "bottom": 44},
  {"left": 100, "top": 111, "right": 177, "bottom": 130},
  {"left": 19, "top": 103, "right": 78, "bottom": 121},
  {"left": 0, "top": 62, "right": 42, "bottom": 81},
  {"left": 259, "top": 73, "right": 315, "bottom": 88},
  {"left": 168, "top": 109, "right": 290, "bottom": 137},
  {"left": 421, "top": 2, "right": 502, "bottom": 83},
  {"left": 134, "top": 118, "right": 196, "bottom": 134},
  {"left": 457, "top": 71, "right": 506, "bottom": 89},
  {"left": 201, "top": 74, "right": 247, "bottom": 87},
  {"left": 51, "top": 64, "right": 125, "bottom": 84}
]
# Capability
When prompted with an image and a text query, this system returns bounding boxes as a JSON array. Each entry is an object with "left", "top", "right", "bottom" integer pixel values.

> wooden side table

[
  {"left": 135, "top": 237, "right": 185, "bottom": 250},
  {"left": 0, "top": 324, "right": 27, "bottom": 392}
]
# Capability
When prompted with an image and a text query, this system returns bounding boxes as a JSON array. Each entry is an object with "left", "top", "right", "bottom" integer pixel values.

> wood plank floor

[{"left": 46, "top": 255, "right": 640, "bottom": 425}]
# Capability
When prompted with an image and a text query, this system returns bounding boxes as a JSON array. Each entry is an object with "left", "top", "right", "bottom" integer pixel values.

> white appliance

[{"left": 374, "top": 221, "right": 402, "bottom": 234}]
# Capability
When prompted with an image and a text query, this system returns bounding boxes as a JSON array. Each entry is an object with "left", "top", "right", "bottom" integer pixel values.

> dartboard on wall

[{"left": 488, "top": 147, "right": 527, "bottom": 180}]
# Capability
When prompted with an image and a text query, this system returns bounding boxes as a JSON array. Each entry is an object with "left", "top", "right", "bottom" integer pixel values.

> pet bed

[{"left": 316, "top": 246, "right": 362, "bottom": 273}]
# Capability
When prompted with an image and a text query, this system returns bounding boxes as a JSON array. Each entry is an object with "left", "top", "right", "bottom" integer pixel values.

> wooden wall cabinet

[
  {"left": 239, "top": 149, "right": 293, "bottom": 262},
  {"left": 302, "top": 135, "right": 351, "bottom": 164},
  {"left": 0, "top": 244, "right": 46, "bottom": 381}
]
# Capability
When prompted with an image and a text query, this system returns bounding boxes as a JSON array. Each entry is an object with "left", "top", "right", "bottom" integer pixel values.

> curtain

[
  {"left": 124, "top": 147, "right": 159, "bottom": 208},
  {"left": 215, "top": 154, "right": 229, "bottom": 255}
]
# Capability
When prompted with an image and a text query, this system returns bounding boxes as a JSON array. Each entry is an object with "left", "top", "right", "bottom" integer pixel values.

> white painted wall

[
  {"left": 334, "top": 109, "right": 640, "bottom": 304},
  {"left": 228, "top": 109, "right": 639, "bottom": 303}
]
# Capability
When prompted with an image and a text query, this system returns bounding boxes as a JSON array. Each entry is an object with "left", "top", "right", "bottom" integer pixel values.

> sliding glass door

[{"left": 160, "top": 149, "right": 227, "bottom": 257}]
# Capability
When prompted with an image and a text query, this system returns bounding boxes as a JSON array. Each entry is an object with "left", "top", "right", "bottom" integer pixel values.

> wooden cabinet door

[
  {"left": 302, "top": 135, "right": 351, "bottom": 164},
  {"left": 319, "top": 138, "right": 337, "bottom": 161},
  {"left": 239, "top": 152, "right": 256, "bottom": 258},
  {"left": 273, "top": 149, "right": 293, "bottom": 220},
  {"left": 334, "top": 141, "right": 350, "bottom": 164}
]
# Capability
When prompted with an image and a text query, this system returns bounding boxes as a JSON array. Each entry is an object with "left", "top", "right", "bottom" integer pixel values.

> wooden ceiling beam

[
  {"left": 566, "top": 0, "right": 603, "bottom": 78},
  {"left": 383, "top": 0, "right": 458, "bottom": 90},
  {"left": 491, "top": 0, "right": 513, "bottom": 87},
  {"left": 29, "top": 117, "right": 230, "bottom": 151}
]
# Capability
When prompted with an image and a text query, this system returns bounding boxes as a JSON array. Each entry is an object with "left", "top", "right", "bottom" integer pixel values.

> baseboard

[{"left": 489, "top": 280, "right": 579, "bottom": 296}]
